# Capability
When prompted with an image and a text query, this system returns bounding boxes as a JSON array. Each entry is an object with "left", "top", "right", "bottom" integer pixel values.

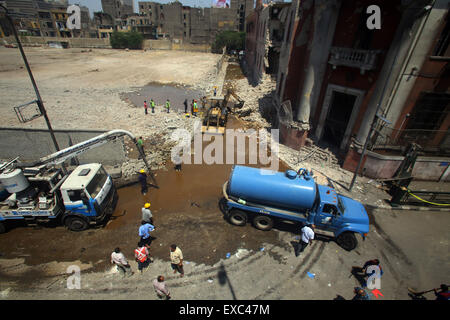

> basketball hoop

[{"left": 14, "top": 100, "right": 42, "bottom": 123}]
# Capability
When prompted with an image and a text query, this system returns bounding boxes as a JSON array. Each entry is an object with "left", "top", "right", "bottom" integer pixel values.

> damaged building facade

[
  {"left": 0, "top": 0, "right": 95, "bottom": 38},
  {"left": 269, "top": 0, "right": 450, "bottom": 181},
  {"left": 137, "top": 0, "right": 253, "bottom": 44},
  {"left": 245, "top": 0, "right": 290, "bottom": 84}
]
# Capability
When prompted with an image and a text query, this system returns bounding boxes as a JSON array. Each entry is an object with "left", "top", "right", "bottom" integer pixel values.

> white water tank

[{"left": 0, "top": 169, "right": 30, "bottom": 193}]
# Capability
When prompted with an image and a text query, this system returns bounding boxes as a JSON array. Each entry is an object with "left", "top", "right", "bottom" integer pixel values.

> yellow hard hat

[
  {"left": 144, "top": 203, "right": 151, "bottom": 208},
  {"left": 140, "top": 169, "right": 145, "bottom": 173}
]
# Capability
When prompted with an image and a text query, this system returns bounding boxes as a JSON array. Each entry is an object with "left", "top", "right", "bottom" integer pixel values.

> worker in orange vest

[
  {"left": 134, "top": 241, "right": 153, "bottom": 273},
  {"left": 193, "top": 100, "right": 198, "bottom": 116}
]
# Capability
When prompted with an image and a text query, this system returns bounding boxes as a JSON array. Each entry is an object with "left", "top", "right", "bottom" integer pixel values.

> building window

[
  {"left": 433, "top": 13, "right": 450, "bottom": 56},
  {"left": 405, "top": 92, "right": 450, "bottom": 131}
]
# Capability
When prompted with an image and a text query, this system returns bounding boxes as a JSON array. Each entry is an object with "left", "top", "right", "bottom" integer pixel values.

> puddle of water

[
  {"left": 108, "top": 116, "right": 289, "bottom": 230},
  {"left": 122, "top": 83, "right": 206, "bottom": 112}
]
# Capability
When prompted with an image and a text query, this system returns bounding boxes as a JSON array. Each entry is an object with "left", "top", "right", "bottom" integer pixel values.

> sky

[{"left": 68, "top": 0, "right": 216, "bottom": 16}]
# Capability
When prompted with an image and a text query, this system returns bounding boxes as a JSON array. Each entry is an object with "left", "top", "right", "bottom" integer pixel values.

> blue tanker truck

[{"left": 222, "top": 165, "right": 370, "bottom": 251}]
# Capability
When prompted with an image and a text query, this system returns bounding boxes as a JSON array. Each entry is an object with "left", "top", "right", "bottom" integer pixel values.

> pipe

[{"left": 381, "top": 1, "right": 434, "bottom": 119}]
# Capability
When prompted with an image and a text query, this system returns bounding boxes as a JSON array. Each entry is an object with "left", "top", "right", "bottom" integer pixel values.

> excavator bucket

[{"left": 201, "top": 125, "right": 225, "bottom": 135}]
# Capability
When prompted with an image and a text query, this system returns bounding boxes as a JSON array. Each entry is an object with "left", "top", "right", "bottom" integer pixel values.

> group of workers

[
  {"left": 183, "top": 98, "right": 200, "bottom": 117},
  {"left": 144, "top": 97, "right": 208, "bottom": 116},
  {"left": 144, "top": 99, "right": 171, "bottom": 114},
  {"left": 110, "top": 199, "right": 187, "bottom": 300}
]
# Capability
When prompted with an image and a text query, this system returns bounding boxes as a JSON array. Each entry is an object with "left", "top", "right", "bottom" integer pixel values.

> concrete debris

[{"left": 232, "top": 73, "right": 275, "bottom": 129}]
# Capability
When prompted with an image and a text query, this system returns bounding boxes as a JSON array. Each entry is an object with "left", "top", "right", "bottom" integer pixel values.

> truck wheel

[
  {"left": 253, "top": 215, "right": 273, "bottom": 231},
  {"left": 229, "top": 210, "right": 247, "bottom": 226},
  {"left": 336, "top": 232, "right": 357, "bottom": 251},
  {"left": 0, "top": 222, "right": 5, "bottom": 234},
  {"left": 65, "top": 216, "right": 89, "bottom": 232},
  {"left": 218, "top": 197, "right": 228, "bottom": 214}
]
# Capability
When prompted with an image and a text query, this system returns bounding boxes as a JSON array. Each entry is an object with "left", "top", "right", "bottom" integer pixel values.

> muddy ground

[{"left": 0, "top": 47, "right": 448, "bottom": 301}]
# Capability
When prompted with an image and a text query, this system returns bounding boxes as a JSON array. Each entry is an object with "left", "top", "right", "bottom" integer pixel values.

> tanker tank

[{"left": 227, "top": 165, "right": 317, "bottom": 212}]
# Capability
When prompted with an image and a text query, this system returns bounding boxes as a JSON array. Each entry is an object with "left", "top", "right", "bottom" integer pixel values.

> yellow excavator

[{"left": 201, "top": 89, "right": 244, "bottom": 135}]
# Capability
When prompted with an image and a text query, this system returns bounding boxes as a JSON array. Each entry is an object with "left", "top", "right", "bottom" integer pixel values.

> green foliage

[
  {"left": 110, "top": 30, "right": 144, "bottom": 49},
  {"left": 212, "top": 31, "right": 245, "bottom": 53}
]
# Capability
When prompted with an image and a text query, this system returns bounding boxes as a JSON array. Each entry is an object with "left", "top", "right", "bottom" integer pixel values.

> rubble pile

[
  {"left": 233, "top": 74, "right": 275, "bottom": 129},
  {"left": 117, "top": 107, "right": 198, "bottom": 180}
]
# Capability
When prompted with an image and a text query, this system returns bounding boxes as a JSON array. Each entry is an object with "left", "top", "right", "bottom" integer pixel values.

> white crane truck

[{"left": 0, "top": 130, "right": 153, "bottom": 233}]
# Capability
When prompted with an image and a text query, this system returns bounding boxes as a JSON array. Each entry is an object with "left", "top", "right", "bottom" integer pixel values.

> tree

[
  {"left": 212, "top": 31, "right": 245, "bottom": 53},
  {"left": 110, "top": 30, "right": 144, "bottom": 49}
]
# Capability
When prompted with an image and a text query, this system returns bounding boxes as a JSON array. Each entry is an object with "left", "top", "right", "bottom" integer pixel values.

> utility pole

[{"left": 1, "top": 4, "right": 66, "bottom": 173}]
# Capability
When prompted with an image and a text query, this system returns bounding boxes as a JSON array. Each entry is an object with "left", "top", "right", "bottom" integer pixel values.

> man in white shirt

[
  {"left": 295, "top": 224, "right": 315, "bottom": 256},
  {"left": 111, "top": 247, "right": 134, "bottom": 277}
]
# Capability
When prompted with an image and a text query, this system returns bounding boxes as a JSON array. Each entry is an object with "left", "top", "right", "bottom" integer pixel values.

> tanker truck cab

[
  {"left": 60, "top": 163, "right": 117, "bottom": 231},
  {"left": 314, "top": 185, "right": 369, "bottom": 249},
  {"left": 222, "top": 165, "right": 370, "bottom": 251}
]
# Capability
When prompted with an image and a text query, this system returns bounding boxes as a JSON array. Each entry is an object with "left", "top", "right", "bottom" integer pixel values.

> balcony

[{"left": 329, "top": 47, "right": 381, "bottom": 74}]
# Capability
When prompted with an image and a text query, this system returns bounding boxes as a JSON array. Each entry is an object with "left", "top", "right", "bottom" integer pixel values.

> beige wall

[
  {"left": 3, "top": 36, "right": 111, "bottom": 48},
  {"left": 3, "top": 36, "right": 210, "bottom": 52},
  {"left": 143, "top": 39, "right": 210, "bottom": 52}
]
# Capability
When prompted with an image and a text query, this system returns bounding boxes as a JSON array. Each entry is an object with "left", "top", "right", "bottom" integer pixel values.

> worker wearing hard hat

[
  {"left": 139, "top": 169, "right": 148, "bottom": 195},
  {"left": 192, "top": 100, "right": 198, "bottom": 116},
  {"left": 142, "top": 202, "right": 153, "bottom": 225}
]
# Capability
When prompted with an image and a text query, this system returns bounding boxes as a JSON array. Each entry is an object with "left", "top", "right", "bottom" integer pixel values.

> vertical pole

[{"left": 2, "top": 5, "right": 66, "bottom": 173}]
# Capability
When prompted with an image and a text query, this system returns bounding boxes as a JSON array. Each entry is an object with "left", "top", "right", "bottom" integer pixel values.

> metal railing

[{"left": 370, "top": 126, "right": 450, "bottom": 155}]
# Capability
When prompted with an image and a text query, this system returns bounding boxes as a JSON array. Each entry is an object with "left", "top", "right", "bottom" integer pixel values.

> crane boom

[{"left": 36, "top": 129, "right": 157, "bottom": 187}]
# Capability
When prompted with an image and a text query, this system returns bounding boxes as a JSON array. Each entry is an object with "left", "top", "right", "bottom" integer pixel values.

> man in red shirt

[{"left": 434, "top": 284, "right": 450, "bottom": 300}]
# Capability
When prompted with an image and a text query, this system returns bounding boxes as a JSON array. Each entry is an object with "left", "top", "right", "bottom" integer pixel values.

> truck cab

[
  {"left": 313, "top": 185, "right": 342, "bottom": 230},
  {"left": 60, "top": 163, "right": 117, "bottom": 231}
]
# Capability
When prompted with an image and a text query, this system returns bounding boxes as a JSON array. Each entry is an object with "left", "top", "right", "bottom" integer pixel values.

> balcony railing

[
  {"left": 370, "top": 126, "right": 450, "bottom": 156},
  {"left": 329, "top": 47, "right": 381, "bottom": 74}
]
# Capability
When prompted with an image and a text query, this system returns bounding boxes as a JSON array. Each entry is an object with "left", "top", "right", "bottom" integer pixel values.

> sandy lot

[{"left": 0, "top": 47, "right": 220, "bottom": 133}]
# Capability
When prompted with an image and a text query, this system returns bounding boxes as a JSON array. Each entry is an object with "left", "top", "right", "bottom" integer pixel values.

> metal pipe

[
  {"left": 349, "top": 28, "right": 404, "bottom": 191},
  {"left": 381, "top": 2, "right": 434, "bottom": 119}
]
